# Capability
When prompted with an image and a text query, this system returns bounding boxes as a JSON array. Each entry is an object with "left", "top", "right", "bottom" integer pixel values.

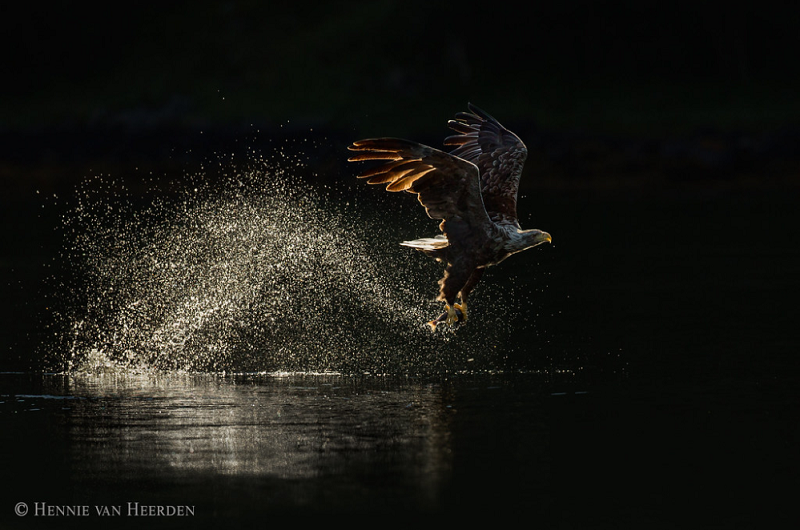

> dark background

[{"left": 2, "top": 0, "right": 799, "bottom": 189}]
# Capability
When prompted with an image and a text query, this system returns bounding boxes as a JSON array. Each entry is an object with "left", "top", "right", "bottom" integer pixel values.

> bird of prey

[{"left": 348, "top": 103, "right": 551, "bottom": 330}]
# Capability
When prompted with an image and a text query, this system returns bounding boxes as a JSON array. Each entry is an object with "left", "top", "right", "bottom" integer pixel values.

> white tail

[{"left": 399, "top": 235, "right": 448, "bottom": 250}]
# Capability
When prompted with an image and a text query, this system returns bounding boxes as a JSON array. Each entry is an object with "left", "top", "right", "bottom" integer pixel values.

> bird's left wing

[
  {"left": 444, "top": 103, "right": 527, "bottom": 226},
  {"left": 347, "top": 138, "right": 494, "bottom": 248}
]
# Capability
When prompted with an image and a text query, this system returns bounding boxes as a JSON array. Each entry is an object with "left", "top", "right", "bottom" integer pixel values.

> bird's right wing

[{"left": 347, "top": 138, "right": 494, "bottom": 249}]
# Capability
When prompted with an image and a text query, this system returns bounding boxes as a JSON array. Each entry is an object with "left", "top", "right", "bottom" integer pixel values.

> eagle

[{"left": 348, "top": 104, "right": 551, "bottom": 330}]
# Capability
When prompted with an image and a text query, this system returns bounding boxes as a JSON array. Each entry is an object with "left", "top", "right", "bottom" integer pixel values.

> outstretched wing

[
  {"left": 444, "top": 103, "right": 527, "bottom": 226},
  {"left": 347, "top": 137, "right": 494, "bottom": 255}
]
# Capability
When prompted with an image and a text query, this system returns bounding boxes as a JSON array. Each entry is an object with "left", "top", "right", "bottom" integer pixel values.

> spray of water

[{"left": 41, "top": 141, "right": 521, "bottom": 375}]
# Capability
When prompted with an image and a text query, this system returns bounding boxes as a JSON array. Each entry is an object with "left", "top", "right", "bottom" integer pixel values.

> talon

[
  {"left": 454, "top": 302, "right": 468, "bottom": 322},
  {"left": 428, "top": 304, "right": 460, "bottom": 331},
  {"left": 445, "top": 304, "right": 458, "bottom": 325}
]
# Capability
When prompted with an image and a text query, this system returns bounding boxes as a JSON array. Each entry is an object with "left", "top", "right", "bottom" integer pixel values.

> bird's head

[{"left": 523, "top": 229, "right": 552, "bottom": 250}]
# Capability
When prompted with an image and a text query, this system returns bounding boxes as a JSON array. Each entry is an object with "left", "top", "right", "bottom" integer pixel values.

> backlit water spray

[{"left": 41, "top": 142, "right": 521, "bottom": 375}]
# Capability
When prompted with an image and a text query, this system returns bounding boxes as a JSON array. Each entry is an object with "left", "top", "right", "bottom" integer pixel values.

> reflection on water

[
  {"left": 7, "top": 371, "right": 533, "bottom": 520},
  {"left": 2, "top": 364, "right": 796, "bottom": 526},
  {"left": 64, "top": 372, "right": 453, "bottom": 484}
]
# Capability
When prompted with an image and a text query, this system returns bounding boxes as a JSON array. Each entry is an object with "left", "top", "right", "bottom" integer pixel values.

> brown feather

[
  {"left": 443, "top": 134, "right": 472, "bottom": 146},
  {"left": 444, "top": 103, "right": 528, "bottom": 225},
  {"left": 385, "top": 167, "right": 426, "bottom": 191},
  {"left": 347, "top": 152, "right": 401, "bottom": 162},
  {"left": 357, "top": 158, "right": 421, "bottom": 178},
  {"left": 446, "top": 120, "right": 474, "bottom": 134},
  {"left": 366, "top": 172, "right": 402, "bottom": 185}
]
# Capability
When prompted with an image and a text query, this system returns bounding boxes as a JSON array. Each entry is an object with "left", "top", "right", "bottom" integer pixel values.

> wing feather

[
  {"left": 358, "top": 159, "right": 420, "bottom": 178},
  {"left": 348, "top": 137, "right": 494, "bottom": 251},
  {"left": 347, "top": 152, "right": 401, "bottom": 162},
  {"left": 444, "top": 103, "right": 528, "bottom": 225}
]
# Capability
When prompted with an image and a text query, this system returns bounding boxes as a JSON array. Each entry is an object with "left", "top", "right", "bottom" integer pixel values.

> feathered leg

[{"left": 428, "top": 262, "right": 475, "bottom": 331}]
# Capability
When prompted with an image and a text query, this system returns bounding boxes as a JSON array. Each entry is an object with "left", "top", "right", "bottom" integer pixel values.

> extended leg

[
  {"left": 428, "top": 263, "right": 474, "bottom": 331},
  {"left": 454, "top": 268, "right": 484, "bottom": 322}
]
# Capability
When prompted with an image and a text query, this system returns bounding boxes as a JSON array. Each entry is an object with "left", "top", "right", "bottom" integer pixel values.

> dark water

[
  {"left": 2, "top": 185, "right": 799, "bottom": 528},
  {"left": 0, "top": 368, "right": 796, "bottom": 528}
]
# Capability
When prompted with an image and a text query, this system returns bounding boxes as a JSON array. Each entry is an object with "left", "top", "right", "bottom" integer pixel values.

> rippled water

[
  {"left": 2, "top": 365, "right": 796, "bottom": 528},
  {"left": 2, "top": 371, "right": 557, "bottom": 524}
]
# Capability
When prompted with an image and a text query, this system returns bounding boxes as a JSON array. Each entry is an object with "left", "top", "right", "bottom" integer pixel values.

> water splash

[{"left": 42, "top": 144, "right": 521, "bottom": 375}]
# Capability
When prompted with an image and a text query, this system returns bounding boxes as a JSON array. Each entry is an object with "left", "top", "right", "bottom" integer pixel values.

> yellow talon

[
  {"left": 427, "top": 304, "right": 463, "bottom": 331},
  {"left": 445, "top": 305, "right": 458, "bottom": 325},
  {"left": 454, "top": 302, "right": 468, "bottom": 322}
]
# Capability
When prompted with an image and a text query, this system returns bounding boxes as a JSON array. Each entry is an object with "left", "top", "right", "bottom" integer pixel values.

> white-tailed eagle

[{"left": 348, "top": 104, "right": 551, "bottom": 330}]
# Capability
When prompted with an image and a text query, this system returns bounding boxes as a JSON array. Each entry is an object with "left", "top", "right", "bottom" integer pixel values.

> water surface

[{"left": 2, "top": 368, "right": 796, "bottom": 528}]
